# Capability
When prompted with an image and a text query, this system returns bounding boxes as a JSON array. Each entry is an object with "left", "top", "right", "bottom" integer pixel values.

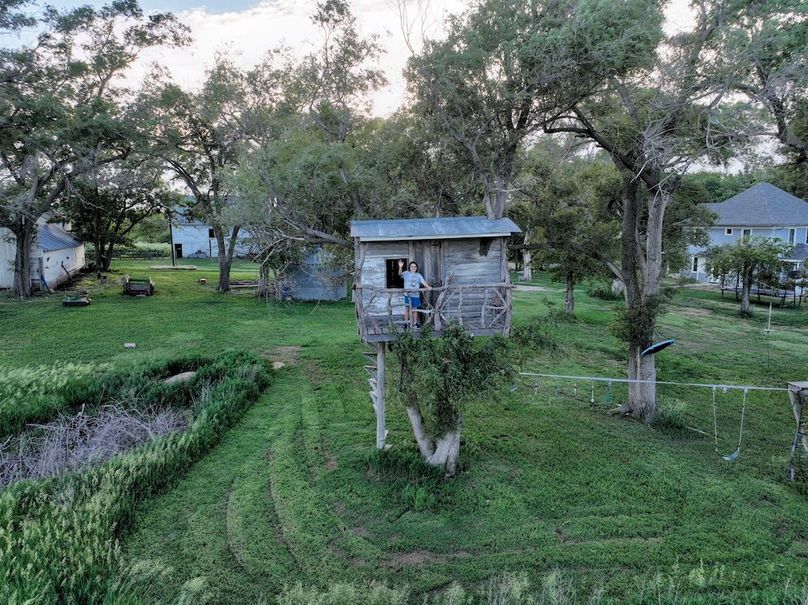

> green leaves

[{"left": 392, "top": 324, "right": 513, "bottom": 437}]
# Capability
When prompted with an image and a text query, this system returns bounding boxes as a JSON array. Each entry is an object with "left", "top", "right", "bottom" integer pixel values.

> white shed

[{"left": 0, "top": 222, "right": 85, "bottom": 291}]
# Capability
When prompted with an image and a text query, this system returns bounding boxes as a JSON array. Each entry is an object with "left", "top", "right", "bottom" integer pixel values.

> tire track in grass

[
  {"left": 266, "top": 365, "right": 383, "bottom": 575},
  {"left": 123, "top": 372, "right": 303, "bottom": 603}
]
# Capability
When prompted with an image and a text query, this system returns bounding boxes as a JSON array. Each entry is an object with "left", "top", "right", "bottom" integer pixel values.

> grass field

[{"left": 1, "top": 260, "right": 807, "bottom": 602}]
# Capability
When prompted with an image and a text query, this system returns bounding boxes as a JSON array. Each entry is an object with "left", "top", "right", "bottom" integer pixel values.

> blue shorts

[{"left": 403, "top": 295, "right": 421, "bottom": 308}]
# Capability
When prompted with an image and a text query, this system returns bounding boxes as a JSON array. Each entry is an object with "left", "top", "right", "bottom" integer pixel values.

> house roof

[
  {"left": 38, "top": 223, "right": 81, "bottom": 252},
  {"left": 706, "top": 183, "right": 808, "bottom": 227},
  {"left": 350, "top": 216, "right": 521, "bottom": 242}
]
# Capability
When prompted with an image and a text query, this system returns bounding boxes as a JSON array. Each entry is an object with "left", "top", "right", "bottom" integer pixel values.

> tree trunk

[
  {"left": 613, "top": 179, "right": 664, "bottom": 423},
  {"left": 405, "top": 404, "right": 435, "bottom": 461},
  {"left": 522, "top": 230, "right": 532, "bottom": 281},
  {"left": 522, "top": 251, "right": 532, "bottom": 281},
  {"left": 741, "top": 276, "right": 752, "bottom": 315},
  {"left": 102, "top": 243, "right": 114, "bottom": 272},
  {"left": 564, "top": 272, "right": 575, "bottom": 314},
  {"left": 482, "top": 174, "right": 509, "bottom": 220},
  {"left": 12, "top": 220, "right": 35, "bottom": 299},
  {"left": 214, "top": 225, "right": 239, "bottom": 293},
  {"left": 403, "top": 401, "right": 462, "bottom": 477},
  {"left": 626, "top": 341, "right": 657, "bottom": 421},
  {"left": 428, "top": 426, "right": 461, "bottom": 477},
  {"left": 257, "top": 260, "right": 271, "bottom": 299}
]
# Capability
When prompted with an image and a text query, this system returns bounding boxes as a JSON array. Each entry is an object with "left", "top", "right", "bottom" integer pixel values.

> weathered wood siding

[
  {"left": 444, "top": 238, "right": 502, "bottom": 284},
  {"left": 357, "top": 242, "right": 409, "bottom": 317},
  {"left": 355, "top": 236, "right": 510, "bottom": 340},
  {"left": 440, "top": 238, "right": 502, "bottom": 320}
]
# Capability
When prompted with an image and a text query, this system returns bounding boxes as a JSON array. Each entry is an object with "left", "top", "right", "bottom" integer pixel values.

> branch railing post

[{"left": 355, "top": 283, "right": 514, "bottom": 338}]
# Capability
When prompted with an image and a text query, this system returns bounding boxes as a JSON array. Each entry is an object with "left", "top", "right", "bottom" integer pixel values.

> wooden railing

[{"left": 354, "top": 282, "right": 513, "bottom": 341}]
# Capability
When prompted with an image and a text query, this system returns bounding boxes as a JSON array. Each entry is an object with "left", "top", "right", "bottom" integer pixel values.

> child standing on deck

[{"left": 398, "top": 259, "right": 431, "bottom": 327}]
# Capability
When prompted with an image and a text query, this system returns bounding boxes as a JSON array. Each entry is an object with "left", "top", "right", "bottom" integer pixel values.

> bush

[
  {"left": 0, "top": 351, "right": 271, "bottom": 604},
  {"left": 587, "top": 283, "right": 623, "bottom": 301},
  {"left": 111, "top": 242, "right": 171, "bottom": 259},
  {"left": 511, "top": 320, "right": 558, "bottom": 352},
  {"left": 0, "top": 362, "right": 110, "bottom": 437}
]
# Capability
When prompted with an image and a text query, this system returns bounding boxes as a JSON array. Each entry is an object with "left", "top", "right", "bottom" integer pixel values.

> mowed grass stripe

[{"left": 123, "top": 371, "right": 300, "bottom": 602}]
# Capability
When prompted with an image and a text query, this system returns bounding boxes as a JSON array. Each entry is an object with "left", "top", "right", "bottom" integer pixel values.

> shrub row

[
  {"left": 0, "top": 362, "right": 111, "bottom": 438},
  {"left": 0, "top": 351, "right": 271, "bottom": 604}
]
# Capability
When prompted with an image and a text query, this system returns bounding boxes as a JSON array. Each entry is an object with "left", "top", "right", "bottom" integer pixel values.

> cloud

[
  {"left": 126, "top": 0, "right": 695, "bottom": 117},
  {"left": 128, "top": 0, "right": 465, "bottom": 116}
]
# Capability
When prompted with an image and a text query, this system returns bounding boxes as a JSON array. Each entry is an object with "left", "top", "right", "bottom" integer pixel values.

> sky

[{"left": 40, "top": 0, "right": 694, "bottom": 117}]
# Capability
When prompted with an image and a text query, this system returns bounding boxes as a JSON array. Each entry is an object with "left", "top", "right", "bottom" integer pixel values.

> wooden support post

[
  {"left": 788, "top": 381, "right": 808, "bottom": 481},
  {"left": 376, "top": 342, "right": 386, "bottom": 449}
]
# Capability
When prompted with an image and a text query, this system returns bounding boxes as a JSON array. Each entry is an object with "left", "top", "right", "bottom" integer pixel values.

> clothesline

[{"left": 519, "top": 372, "right": 790, "bottom": 393}]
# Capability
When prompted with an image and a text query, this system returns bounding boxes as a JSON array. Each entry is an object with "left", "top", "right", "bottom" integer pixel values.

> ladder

[{"left": 363, "top": 345, "right": 388, "bottom": 449}]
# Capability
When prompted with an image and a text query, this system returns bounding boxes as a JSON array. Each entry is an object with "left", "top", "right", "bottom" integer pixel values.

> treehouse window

[
  {"left": 208, "top": 228, "right": 215, "bottom": 238},
  {"left": 385, "top": 258, "right": 407, "bottom": 289}
]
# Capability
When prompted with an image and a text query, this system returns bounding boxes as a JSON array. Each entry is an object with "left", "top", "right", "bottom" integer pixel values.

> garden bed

[{"left": 0, "top": 351, "right": 271, "bottom": 604}]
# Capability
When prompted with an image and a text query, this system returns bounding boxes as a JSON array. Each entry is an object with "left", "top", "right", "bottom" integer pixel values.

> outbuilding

[
  {"left": 283, "top": 247, "right": 348, "bottom": 301},
  {"left": 0, "top": 221, "right": 85, "bottom": 291}
]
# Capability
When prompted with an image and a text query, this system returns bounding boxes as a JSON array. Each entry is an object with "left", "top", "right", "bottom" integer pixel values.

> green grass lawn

[{"left": 1, "top": 261, "right": 807, "bottom": 602}]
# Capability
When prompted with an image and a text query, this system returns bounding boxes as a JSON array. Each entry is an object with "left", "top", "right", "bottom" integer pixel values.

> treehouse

[
  {"left": 351, "top": 216, "right": 521, "bottom": 449},
  {"left": 351, "top": 216, "right": 521, "bottom": 342}
]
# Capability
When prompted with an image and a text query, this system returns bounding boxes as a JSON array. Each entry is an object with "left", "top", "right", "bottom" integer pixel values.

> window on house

[
  {"left": 788, "top": 228, "right": 796, "bottom": 245},
  {"left": 692, "top": 256, "right": 699, "bottom": 272},
  {"left": 725, "top": 228, "right": 733, "bottom": 235},
  {"left": 208, "top": 228, "right": 215, "bottom": 238},
  {"left": 805, "top": 229, "right": 808, "bottom": 245},
  {"left": 742, "top": 228, "right": 752, "bottom": 239},
  {"left": 385, "top": 258, "right": 407, "bottom": 288}
]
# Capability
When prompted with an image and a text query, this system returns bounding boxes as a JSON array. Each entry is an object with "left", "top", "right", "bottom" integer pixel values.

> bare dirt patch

[
  {"left": 514, "top": 284, "right": 551, "bottom": 292},
  {"left": 384, "top": 549, "right": 472, "bottom": 567},
  {"left": 263, "top": 346, "right": 302, "bottom": 370},
  {"left": 675, "top": 306, "right": 713, "bottom": 318},
  {"left": 322, "top": 436, "right": 338, "bottom": 471}
]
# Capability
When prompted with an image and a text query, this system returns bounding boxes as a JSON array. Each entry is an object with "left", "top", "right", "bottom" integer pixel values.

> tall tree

[
  {"left": 405, "top": 0, "right": 663, "bottom": 220},
  {"left": 515, "top": 146, "right": 620, "bottom": 314},
  {"left": 721, "top": 0, "right": 807, "bottom": 166},
  {"left": 136, "top": 56, "right": 279, "bottom": 291},
  {"left": 544, "top": 1, "right": 739, "bottom": 422},
  {"left": 63, "top": 159, "right": 177, "bottom": 271},
  {"left": 0, "top": 0, "right": 187, "bottom": 298},
  {"left": 708, "top": 237, "right": 791, "bottom": 316},
  {"left": 231, "top": 0, "right": 386, "bottom": 270}
]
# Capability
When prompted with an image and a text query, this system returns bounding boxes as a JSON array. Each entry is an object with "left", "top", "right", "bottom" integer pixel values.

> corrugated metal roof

[
  {"left": 350, "top": 216, "right": 521, "bottom": 241},
  {"left": 38, "top": 224, "right": 81, "bottom": 252},
  {"left": 707, "top": 183, "right": 808, "bottom": 226}
]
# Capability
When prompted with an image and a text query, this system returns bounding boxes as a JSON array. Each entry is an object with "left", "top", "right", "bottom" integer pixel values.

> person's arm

[
  {"left": 420, "top": 275, "right": 432, "bottom": 290},
  {"left": 398, "top": 259, "right": 405, "bottom": 276}
]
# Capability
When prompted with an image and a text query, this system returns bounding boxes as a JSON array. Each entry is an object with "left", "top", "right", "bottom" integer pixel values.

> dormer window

[
  {"left": 724, "top": 228, "right": 733, "bottom": 235},
  {"left": 788, "top": 228, "right": 795, "bottom": 245}
]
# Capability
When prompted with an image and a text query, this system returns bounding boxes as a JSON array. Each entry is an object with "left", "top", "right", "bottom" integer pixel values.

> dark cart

[{"left": 123, "top": 275, "right": 155, "bottom": 296}]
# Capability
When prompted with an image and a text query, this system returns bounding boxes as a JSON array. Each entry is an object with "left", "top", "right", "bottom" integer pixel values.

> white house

[
  {"left": 0, "top": 220, "right": 86, "bottom": 291},
  {"left": 687, "top": 183, "right": 808, "bottom": 282},
  {"left": 171, "top": 209, "right": 252, "bottom": 259}
]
